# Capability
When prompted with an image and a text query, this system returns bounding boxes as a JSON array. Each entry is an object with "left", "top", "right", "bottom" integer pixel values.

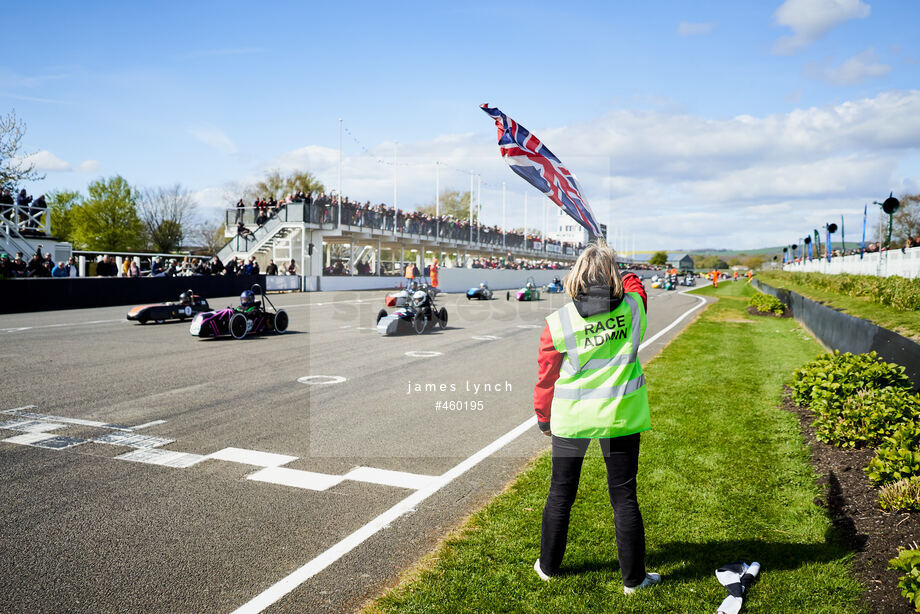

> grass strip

[
  {"left": 366, "top": 281, "right": 865, "bottom": 614},
  {"left": 757, "top": 271, "right": 920, "bottom": 341}
]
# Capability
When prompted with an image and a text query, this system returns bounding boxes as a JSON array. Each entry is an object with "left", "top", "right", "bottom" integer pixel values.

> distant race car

[
  {"left": 543, "top": 277, "right": 564, "bottom": 293},
  {"left": 189, "top": 284, "right": 289, "bottom": 339},
  {"left": 377, "top": 287, "right": 447, "bottom": 335},
  {"left": 507, "top": 277, "right": 542, "bottom": 301},
  {"left": 466, "top": 283, "right": 493, "bottom": 300},
  {"left": 127, "top": 290, "right": 210, "bottom": 324}
]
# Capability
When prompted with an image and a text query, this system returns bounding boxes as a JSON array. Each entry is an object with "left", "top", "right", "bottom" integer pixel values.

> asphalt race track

[{"left": 0, "top": 283, "right": 708, "bottom": 614}]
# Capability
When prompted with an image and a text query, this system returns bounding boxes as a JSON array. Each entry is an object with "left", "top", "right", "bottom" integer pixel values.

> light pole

[
  {"left": 825, "top": 223, "right": 838, "bottom": 262},
  {"left": 872, "top": 193, "right": 900, "bottom": 249}
]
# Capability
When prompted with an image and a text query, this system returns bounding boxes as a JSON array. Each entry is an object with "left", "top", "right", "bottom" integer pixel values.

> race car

[
  {"left": 386, "top": 281, "right": 438, "bottom": 307},
  {"left": 507, "top": 278, "right": 541, "bottom": 301},
  {"left": 127, "top": 290, "right": 210, "bottom": 324},
  {"left": 466, "top": 282, "right": 493, "bottom": 300},
  {"left": 189, "top": 284, "right": 289, "bottom": 339},
  {"left": 543, "top": 277, "right": 564, "bottom": 293},
  {"left": 377, "top": 287, "right": 447, "bottom": 335}
]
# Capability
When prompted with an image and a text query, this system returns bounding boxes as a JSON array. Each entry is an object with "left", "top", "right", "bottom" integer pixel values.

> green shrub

[
  {"left": 889, "top": 544, "right": 920, "bottom": 611},
  {"left": 867, "top": 421, "right": 920, "bottom": 486},
  {"left": 749, "top": 291, "right": 786, "bottom": 315},
  {"left": 790, "top": 350, "right": 913, "bottom": 409},
  {"left": 765, "top": 271, "right": 920, "bottom": 312},
  {"left": 879, "top": 476, "right": 920, "bottom": 512},
  {"left": 812, "top": 387, "right": 920, "bottom": 448}
]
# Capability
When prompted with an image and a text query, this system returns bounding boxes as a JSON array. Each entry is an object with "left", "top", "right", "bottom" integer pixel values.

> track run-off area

[{"left": 0, "top": 285, "right": 707, "bottom": 614}]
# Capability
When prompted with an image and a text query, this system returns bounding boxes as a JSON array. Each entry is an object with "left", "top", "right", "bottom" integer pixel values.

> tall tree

[
  {"left": 0, "top": 110, "right": 45, "bottom": 191},
  {"left": 891, "top": 193, "right": 920, "bottom": 245},
  {"left": 138, "top": 184, "right": 197, "bottom": 252},
  {"left": 71, "top": 176, "right": 145, "bottom": 251},
  {"left": 46, "top": 189, "right": 82, "bottom": 242},
  {"left": 246, "top": 169, "right": 324, "bottom": 201},
  {"left": 648, "top": 251, "right": 668, "bottom": 266},
  {"left": 418, "top": 189, "right": 479, "bottom": 220},
  {"left": 192, "top": 218, "right": 227, "bottom": 255}
]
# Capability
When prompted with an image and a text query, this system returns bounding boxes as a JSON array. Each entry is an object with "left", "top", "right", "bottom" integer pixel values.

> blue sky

[{"left": 3, "top": 0, "right": 919, "bottom": 249}]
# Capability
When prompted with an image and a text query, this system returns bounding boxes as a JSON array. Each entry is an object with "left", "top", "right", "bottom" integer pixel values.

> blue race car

[
  {"left": 543, "top": 277, "right": 564, "bottom": 293},
  {"left": 466, "top": 283, "right": 493, "bottom": 300}
]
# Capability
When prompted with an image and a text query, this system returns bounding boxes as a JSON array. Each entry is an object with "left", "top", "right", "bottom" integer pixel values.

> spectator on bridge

[
  {"left": 208, "top": 255, "right": 224, "bottom": 276},
  {"left": 11, "top": 252, "right": 26, "bottom": 277},
  {"left": 0, "top": 253, "right": 10, "bottom": 278},
  {"left": 225, "top": 256, "right": 239, "bottom": 275},
  {"left": 235, "top": 198, "right": 245, "bottom": 224},
  {"left": 66, "top": 256, "right": 78, "bottom": 277},
  {"left": 164, "top": 259, "right": 179, "bottom": 277},
  {"left": 287, "top": 259, "right": 296, "bottom": 275},
  {"left": 150, "top": 257, "right": 165, "bottom": 277},
  {"left": 30, "top": 194, "right": 47, "bottom": 230},
  {"left": 0, "top": 189, "right": 12, "bottom": 205},
  {"left": 51, "top": 261, "right": 68, "bottom": 277},
  {"left": 16, "top": 189, "right": 31, "bottom": 228},
  {"left": 27, "top": 253, "right": 47, "bottom": 277},
  {"left": 236, "top": 222, "right": 252, "bottom": 239},
  {"left": 265, "top": 259, "right": 278, "bottom": 275}
]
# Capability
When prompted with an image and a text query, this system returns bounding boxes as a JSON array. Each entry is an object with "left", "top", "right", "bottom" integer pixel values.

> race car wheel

[
  {"left": 377, "top": 309, "right": 388, "bottom": 325},
  {"left": 485, "top": 291, "right": 492, "bottom": 300},
  {"left": 466, "top": 295, "right": 471, "bottom": 300},
  {"left": 413, "top": 315, "right": 428, "bottom": 335},
  {"left": 438, "top": 307, "right": 448, "bottom": 329},
  {"left": 273, "top": 308, "right": 289, "bottom": 333},
  {"left": 506, "top": 291, "right": 510, "bottom": 301},
  {"left": 230, "top": 312, "right": 248, "bottom": 339},
  {"left": 156, "top": 319, "right": 165, "bottom": 324}
]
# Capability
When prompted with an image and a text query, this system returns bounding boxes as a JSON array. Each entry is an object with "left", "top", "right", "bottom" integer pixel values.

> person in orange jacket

[
  {"left": 430, "top": 258, "right": 439, "bottom": 288},
  {"left": 711, "top": 270, "right": 719, "bottom": 287}
]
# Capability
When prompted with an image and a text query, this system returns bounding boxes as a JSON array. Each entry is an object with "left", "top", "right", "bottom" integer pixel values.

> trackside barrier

[
  {"left": 265, "top": 275, "right": 301, "bottom": 292},
  {"left": 783, "top": 245, "right": 920, "bottom": 278},
  {"left": 753, "top": 278, "right": 920, "bottom": 390},
  {"left": 0, "top": 275, "right": 268, "bottom": 314},
  {"left": 316, "top": 269, "right": 572, "bottom": 293}
]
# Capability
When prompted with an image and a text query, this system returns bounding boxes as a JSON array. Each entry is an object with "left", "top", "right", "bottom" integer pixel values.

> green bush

[
  {"left": 890, "top": 544, "right": 920, "bottom": 611},
  {"left": 790, "top": 350, "right": 913, "bottom": 409},
  {"left": 867, "top": 421, "right": 920, "bottom": 486},
  {"left": 812, "top": 387, "right": 920, "bottom": 449},
  {"left": 766, "top": 271, "right": 920, "bottom": 312},
  {"left": 749, "top": 291, "right": 786, "bottom": 315},
  {"left": 879, "top": 476, "right": 920, "bottom": 512}
]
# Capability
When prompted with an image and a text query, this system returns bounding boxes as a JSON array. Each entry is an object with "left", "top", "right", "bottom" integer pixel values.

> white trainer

[
  {"left": 623, "top": 572, "right": 661, "bottom": 595},
  {"left": 534, "top": 559, "right": 552, "bottom": 581}
]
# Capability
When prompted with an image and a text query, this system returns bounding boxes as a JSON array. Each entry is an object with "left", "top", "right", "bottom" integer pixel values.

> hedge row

[{"left": 769, "top": 271, "right": 920, "bottom": 311}]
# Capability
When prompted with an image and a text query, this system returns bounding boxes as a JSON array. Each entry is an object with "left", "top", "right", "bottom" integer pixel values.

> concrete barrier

[
  {"left": 0, "top": 275, "right": 267, "bottom": 314},
  {"left": 318, "top": 269, "right": 571, "bottom": 293},
  {"left": 753, "top": 278, "right": 920, "bottom": 389}
]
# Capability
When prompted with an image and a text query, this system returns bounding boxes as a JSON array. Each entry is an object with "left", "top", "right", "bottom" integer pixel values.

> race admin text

[{"left": 583, "top": 316, "right": 629, "bottom": 348}]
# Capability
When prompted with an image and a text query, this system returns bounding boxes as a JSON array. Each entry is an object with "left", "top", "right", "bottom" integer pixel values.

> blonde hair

[{"left": 563, "top": 240, "right": 624, "bottom": 300}]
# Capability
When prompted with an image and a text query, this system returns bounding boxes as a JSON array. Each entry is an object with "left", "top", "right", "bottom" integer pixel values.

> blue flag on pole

[{"left": 861, "top": 205, "right": 867, "bottom": 259}]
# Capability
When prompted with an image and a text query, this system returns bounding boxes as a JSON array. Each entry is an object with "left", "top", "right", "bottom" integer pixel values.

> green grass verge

[
  {"left": 756, "top": 271, "right": 920, "bottom": 342},
  {"left": 366, "top": 282, "right": 865, "bottom": 614}
]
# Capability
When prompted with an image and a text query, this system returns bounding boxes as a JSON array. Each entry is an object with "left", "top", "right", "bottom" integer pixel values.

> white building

[{"left": 546, "top": 207, "right": 591, "bottom": 245}]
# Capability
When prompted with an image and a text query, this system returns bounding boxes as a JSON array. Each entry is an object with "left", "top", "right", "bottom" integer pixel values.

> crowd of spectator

[
  {"left": 0, "top": 189, "right": 48, "bottom": 236},
  {"left": 231, "top": 191, "right": 585, "bottom": 256},
  {"left": 0, "top": 245, "right": 76, "bottom": 279}
]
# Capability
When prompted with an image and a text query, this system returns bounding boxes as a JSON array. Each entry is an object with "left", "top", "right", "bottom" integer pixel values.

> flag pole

[
  {"left": 502, "top": 182, "right": 506, "bottom": 249},
  {"left": 435, "top": 161, "right": 440, "bottom": 240},
  {"left": 524, "top": 193, "right": 528, "bottom": 249},
  {"left": 337, "top": 118, "right": 343, "bottom": 225},
  {"left": 469, "top": 172, "right": 474, "bottom": 244},
  {"left": 477, "top": 175, "right": 482, "bottom": 243}
]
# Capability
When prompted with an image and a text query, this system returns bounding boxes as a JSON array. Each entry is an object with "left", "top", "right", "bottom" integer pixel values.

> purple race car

[{"left": 189, "top": 284, "right": 289, "bottom": 339}]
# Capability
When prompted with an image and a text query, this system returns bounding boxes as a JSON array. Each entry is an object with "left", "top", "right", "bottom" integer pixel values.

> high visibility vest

[{"left": 545, "top": 292, "right": 650, "bottom": 438}]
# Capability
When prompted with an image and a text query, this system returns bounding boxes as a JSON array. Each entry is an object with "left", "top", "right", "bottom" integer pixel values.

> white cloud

[
  {"left": 75, "top": 159, "right": 100, "bottom": 173},
  {"left": 772, "top": 0, "right": 871, "bottom": 55},
  {"left": 677, "top": 21, "right": 714, "bottom": 36},
  {"left": 24, "top": 150, "right": 71, "bottom": 172},
  {"left": 807, "top": 48, "right": 891, "bottom": 85},
  {"left": 195, "top": 90, "right": 920, "bottom": 249},
  {"left": 188, "top": 126, "right": 237, "bottom": 155}
]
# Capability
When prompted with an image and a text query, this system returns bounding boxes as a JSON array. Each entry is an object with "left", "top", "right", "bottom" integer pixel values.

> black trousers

[{"left": 538, "top": 433, "right": 646, "bottom": 587}]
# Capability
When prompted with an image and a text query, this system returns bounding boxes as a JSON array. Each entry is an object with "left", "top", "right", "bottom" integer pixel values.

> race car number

[{"left": 184, "top": 305, "right": 193, "bottom": 316}]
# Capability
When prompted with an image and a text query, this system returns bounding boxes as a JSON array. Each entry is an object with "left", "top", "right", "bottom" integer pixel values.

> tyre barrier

[{"left": 753, "top": 278, "right": 920, "bottom": 390}]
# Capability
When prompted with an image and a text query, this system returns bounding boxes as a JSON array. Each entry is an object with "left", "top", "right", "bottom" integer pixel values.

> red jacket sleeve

[
  {"left": 622, "top": 272, "right": 647, "bottom": 312},
  {"left": 534, "top": 324, "right": 562, "bottom": 432}
]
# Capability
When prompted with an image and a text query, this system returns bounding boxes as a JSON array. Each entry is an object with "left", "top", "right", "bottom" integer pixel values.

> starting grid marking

[{"left": 0, "top": 408, "right": 437, "bottom": 493}]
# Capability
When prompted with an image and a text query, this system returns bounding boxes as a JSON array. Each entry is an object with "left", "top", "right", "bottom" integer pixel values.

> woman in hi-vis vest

[{"left": 532, "top": 241, "right": 660, "bottom": 595}]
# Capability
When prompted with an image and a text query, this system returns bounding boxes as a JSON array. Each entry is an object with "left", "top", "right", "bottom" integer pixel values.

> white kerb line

[{"left": 229, "top": 291, "right": 711, "bottom": 614}]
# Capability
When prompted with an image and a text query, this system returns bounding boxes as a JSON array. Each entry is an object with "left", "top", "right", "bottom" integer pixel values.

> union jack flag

[{"left": 481, "top": 104, "right": 602, "bottom": 237}]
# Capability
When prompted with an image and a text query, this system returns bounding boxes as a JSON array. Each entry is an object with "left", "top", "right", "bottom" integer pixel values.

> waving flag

[{"left": 481, "top": 104, "right": 602, "bottom": 237}]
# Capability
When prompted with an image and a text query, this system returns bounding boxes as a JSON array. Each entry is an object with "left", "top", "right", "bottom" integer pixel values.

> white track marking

[
  {"left": 343, "top": 467, "right": 437, "bottom": 490},
  {"left": 1, "top": 408, "right": 165, "bottom": 432},
  {"left": 230, "top": 290, "right": 712, "bottom": 614},
  {"left": 207, "top": 447, "right": 298, "bottom": 467},
  {"left": 116, "top": 449, "right": 206, "bottom": 468},
  {"left": 246, "top": 467, "right": 345, "bottom": 491},
  {"left": 3, "top": 432, "right": 58, "bottom": 445},
  {"left": 405, "top": 351, "right": 442, "bottom": 358},
  {"left": 93, "top": 433, "right": 174, "bottom": 449},
  {"left": 471, "top": 335, "right": 501, "bottom": 341},
  {"left": 640, "top": 291, "right": 708, "bottom": 348},
  {"left": 516, "top": 324, "right": 541, "bottom": 328},
  {"left": 0, "top": 419, "right": 65, "bottom": 433},
  {"left": 297, "top": 376, "right": 346, "bottom": 385}
]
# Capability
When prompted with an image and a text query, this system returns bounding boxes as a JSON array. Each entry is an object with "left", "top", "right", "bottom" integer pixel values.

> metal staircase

[{"left": 1, "top": 204, "right": 48, "bottom": 256}]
